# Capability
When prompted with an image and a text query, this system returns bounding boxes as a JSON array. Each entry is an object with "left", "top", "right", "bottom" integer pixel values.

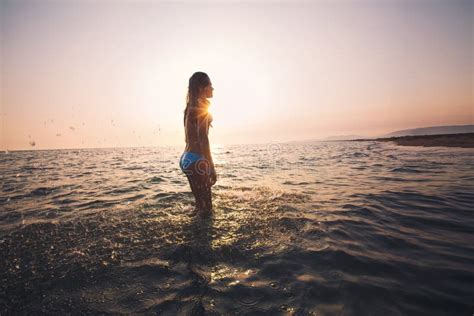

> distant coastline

[{"left": 353, "top": 133, "right": 474, "bottom": 148}]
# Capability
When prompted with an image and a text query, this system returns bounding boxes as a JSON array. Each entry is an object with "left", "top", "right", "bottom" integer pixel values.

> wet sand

[{"left": 360, "top": 133, "right": 474, "bottom": 148}]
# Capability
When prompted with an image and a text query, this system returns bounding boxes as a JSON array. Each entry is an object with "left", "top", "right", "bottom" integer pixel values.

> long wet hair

[{"left": 183, "top": 71, "right": 211, "bottom": 126}]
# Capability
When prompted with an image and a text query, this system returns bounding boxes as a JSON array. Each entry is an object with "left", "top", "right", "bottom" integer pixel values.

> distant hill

[
  {"left": 286, "top": 135, "right": 368, "bottom": 143},
  {"left": 375, "top": 133, "right": 474, "bottom": 148},
  {"left": 383, "top": 125, "right": 474, "bottom": 137},
  {"left": 324, "top": 135, "right": 367, "bottom": 141},
  {"left": 288, "top": 124, "right": 474, "bottom": 144}
]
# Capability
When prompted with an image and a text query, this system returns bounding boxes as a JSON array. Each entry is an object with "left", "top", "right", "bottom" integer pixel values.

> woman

[{"left": 179, "top": 72, "right": 217, "bottom": 217}]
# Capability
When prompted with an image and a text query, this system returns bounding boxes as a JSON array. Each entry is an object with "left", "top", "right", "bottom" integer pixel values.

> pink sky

[{"left": 1, "top": 0, "right": 472, "bottom": 150}]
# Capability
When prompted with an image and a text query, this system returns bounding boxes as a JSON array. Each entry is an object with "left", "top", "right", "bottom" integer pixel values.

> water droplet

[
  {"left": 280, "top": 305, "right": 294, "bottom": 312},
  {"left": 228, "top": 280, "right": 240, "bottom": 286}
]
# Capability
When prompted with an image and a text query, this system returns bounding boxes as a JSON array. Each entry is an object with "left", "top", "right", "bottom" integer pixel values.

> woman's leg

[
  {"left": 185, "top": 172, "right": 204, "bottom": 211},
  {"left": 195, "top": 159, "right": 213, "bottom": 214},
  {"left": 185, "top": 160, "right": 213, "bottom": 215},
  {"left": 202, "top": 184, "right": 212, "bottom": 213}
]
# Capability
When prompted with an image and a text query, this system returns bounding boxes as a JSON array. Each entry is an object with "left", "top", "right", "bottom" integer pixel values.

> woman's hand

[{"left": 209, "top": 168, "right": 217, "bottom": 186}]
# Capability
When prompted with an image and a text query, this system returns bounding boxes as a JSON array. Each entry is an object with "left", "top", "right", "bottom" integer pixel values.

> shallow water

[{"left": 1, "top": 142, "right": 473, "bottom": 315}]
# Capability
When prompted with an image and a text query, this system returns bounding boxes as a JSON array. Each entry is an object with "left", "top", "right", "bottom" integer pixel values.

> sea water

[{"left": 1, "top": 142, "right": 473, "bottom": 315}]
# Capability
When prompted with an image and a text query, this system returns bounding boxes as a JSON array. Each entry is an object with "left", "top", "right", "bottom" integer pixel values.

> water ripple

[{"left": 0, "top": 144, "right": 473, "bottom": 315}]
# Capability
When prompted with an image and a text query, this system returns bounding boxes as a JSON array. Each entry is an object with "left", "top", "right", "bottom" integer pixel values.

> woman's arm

[
  {"left": 197, "top": 111, "right": 217, "bottom": 185},
  {"left": 197, "top": 113, "right": 214, "bottom": 171}
]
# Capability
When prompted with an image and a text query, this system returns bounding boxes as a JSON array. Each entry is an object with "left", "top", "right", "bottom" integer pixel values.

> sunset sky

[{"left": 1, "top": 0, "right": 472, "bottom": 150}]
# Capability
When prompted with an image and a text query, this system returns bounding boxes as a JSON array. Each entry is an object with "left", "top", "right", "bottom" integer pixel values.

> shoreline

[{"left": 353, "top": 133, "right": 474, "bottom": 148}]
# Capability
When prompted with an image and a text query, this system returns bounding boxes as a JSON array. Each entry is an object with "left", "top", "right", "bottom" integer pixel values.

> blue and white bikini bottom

[{"left": 179, "top": 151, "right": 204, "bottom": 171}]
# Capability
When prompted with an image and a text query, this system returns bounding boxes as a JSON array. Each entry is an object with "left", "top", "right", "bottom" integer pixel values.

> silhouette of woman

[{"left": 179, "top": 72, "right": 217, "bottom": 217}]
